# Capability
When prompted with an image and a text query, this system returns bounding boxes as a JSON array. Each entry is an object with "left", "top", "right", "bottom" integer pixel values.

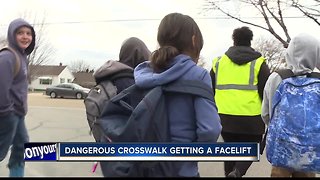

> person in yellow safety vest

[{"left": 210, "top": 26, "right": 270, "bottom": 178}]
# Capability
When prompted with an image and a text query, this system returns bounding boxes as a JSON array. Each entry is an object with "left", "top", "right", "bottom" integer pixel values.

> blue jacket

[
  {"left": 0, "top": 18, "right": 35, "bottom": 117},
  {"left": 134, "top": 54, "right": 222, "bottom": 177}
]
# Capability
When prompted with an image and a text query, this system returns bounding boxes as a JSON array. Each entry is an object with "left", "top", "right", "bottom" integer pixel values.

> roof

[
  {"left": 72, "top": 72, "right": 96, "bottom": 88},
  {"left": 29, "top": 65, "right": 67, "bottom": 76}
]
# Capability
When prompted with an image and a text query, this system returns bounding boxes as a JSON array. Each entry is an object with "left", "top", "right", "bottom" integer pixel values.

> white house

[{"left": 29, "top": 63, "right": 74, "bottom": 91}]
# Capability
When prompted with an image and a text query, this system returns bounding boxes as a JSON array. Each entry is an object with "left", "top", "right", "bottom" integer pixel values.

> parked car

[{"left": 45, "top": 83, "right": 90, "bottom": 99}]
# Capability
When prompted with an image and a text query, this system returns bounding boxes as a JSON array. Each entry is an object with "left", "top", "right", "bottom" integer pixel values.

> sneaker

[{"left": 227, "top": 168, "right": 241, "bottom": 178}]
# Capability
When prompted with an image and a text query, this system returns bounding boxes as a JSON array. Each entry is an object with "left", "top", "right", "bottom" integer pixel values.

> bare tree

[
  {"left": 252, "top": 36, "right": 286, "bottom": 72},
  {"left": 203, "top": 0, "right": 292, "bottom": 48},
  {"left": 68, "top": 59, "right": 92, "bottom": 73},
  {"left": 290, "top": 0, "right": 320, "bottom": 25}
]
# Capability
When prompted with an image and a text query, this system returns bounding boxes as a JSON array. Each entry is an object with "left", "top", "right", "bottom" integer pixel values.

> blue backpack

[
  {"left": 266, "top": 69, "right": 320, "bottom": 172},
  {"left": 97, "top": 80, "right": 214, "bottom": 177}
]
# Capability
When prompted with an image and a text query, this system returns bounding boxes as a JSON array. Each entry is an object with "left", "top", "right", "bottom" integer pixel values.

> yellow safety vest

[{"left": 212, "top": 55, "right": 265, "bottom": 116}]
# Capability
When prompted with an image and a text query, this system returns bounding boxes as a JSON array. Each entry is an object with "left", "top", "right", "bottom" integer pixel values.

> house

[
  {"left": 29, "top": 63, "right": 74, "bottom": 91},
  {"left": 72, "top": 71, "right": 96, "bottom": 88}
]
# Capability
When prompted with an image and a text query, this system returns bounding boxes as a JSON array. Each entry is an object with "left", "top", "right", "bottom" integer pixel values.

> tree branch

[
  {"left": 292, "top": 2, "right": 320, "bottom": 26},
  {"left": 204, "top": 0, "right": 290, "bottom": 47},
  {"left": 209, "top": 1, "right": 269, "bottom": 30},
  {"left": 259, "top": 0, "right": 289, "bottom": 47}
]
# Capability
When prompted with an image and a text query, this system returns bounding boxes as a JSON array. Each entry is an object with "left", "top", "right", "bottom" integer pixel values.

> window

[
  {"left": 64, "top": 84, "right": 73, "bottom": 89},
  {"left": 39, "top": 79, "right": 52, "bottom": 85},
  {"left": 57, "top": 84, "right": 65, "bottom": 88},
  {"left": 67, "top": 79, "right": 72, "bottom": 83},
  {"left": 60, "top": 78, "right": 65, "bottom": 83}
]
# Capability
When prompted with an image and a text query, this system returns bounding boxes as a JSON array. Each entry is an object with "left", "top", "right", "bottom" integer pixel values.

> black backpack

[
  {"left": 98, "top": 80, "right": 214, "bottom": 177},
  {"left": 84, "top": 71, "right": 133, "bottom": 142},
  {"left": 84, "top": 80, "right": 117, "bottom": 142}
]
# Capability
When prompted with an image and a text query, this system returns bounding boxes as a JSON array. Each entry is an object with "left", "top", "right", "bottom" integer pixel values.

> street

[{"left": 0, "top": 92, "right": 274, "bottom": 177}]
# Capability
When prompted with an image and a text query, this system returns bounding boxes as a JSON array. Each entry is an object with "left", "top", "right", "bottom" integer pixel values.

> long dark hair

[{"left": 151, "top": 13, "right": 203, "bottom": 72}]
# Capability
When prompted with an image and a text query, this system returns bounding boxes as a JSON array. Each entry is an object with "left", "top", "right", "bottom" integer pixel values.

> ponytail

[{"left": 150, "top": 46, "right": 179, "bottom": 72}]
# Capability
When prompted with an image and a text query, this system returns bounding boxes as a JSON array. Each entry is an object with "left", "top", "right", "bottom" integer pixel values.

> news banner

[{"left": 24, "top": 143, "right": 259, "bottom": 161}]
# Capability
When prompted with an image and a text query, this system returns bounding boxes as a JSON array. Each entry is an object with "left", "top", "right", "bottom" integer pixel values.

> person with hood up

[
  {"left": 93, "top": 37, "right": 151, "bottom": 94},
  {"left": 93, "top": 37, "right": 151, "bottom": 177},
  {"left": 134, "top": 12, "right": 222, "bottom": 177},
  {"left": 261, "top": 33, "right": 319, "bottom": 177},
  {"left": 0, "top": 18, "right": 36, "bottom": 177},
  {"left": 210, "top": 26, "right": 270, "bottom": 177}
]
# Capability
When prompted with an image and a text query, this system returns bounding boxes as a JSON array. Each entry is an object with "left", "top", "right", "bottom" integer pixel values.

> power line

[
  {"left": 0, "top": 16, "right": 312, "bottom": 27},
  {"left": 33, "top": 16, "right": 315, "bottom": 25}
]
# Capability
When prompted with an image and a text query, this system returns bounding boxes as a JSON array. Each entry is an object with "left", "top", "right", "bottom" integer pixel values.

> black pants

[{"left": 221, "top": 132, "right": 262, "bottom": 177}]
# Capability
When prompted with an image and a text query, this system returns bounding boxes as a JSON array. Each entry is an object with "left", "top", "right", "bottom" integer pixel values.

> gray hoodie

[
  {"left": 0, "top": 18, "right": 35, "bottom": 117},
  {"left": 261, "top": 33, "right": 320, "bottom": 125}
]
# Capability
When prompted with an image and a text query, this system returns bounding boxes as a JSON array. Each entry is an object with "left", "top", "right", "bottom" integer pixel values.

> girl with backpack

[{"left": 133, "top": 13, "right": 222, "bottom": 177}]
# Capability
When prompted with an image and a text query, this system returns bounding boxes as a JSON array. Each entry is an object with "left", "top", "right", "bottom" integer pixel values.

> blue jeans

[{"left": 0, "top": 112, "right": 29, "bottom": 169}]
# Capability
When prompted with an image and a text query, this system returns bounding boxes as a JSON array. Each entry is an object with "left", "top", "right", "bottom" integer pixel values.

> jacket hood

[
  {"left": 119, "top": 37, "right": 151, "bottom": 68},
  {"left": 8, "top": 18, "right": 36, "bottom": 55},
  {"left": 134, "top": 54, "right": 196, "bottom": 88},
  {"left": 225, "top": 46, "right": 262, "bottom": 65},
  {"left": 286, "top": 33, "right": 320, "bottom": 75},
  {"left": 93, "top": 60, "right": 133, "bottom": 80}
]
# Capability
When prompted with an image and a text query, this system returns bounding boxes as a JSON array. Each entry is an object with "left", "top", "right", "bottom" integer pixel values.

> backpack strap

[
  {"left": 276, "top": 69, "right": 294, "bottom": 80},
  {"left": 163, "top": 80, "right": 214, "bottom": 100},
  {"left": 95, "top": 71, "right": 133, "bottom": 84},
  {"left": 260, "top": 128, "right": 267, "bottom": 155},
  {"left": 109, "top": 71, "right": 133, "bottom": 81},
  {"left": 110, "top": 80, "right": 214, "bottom": 111},
  {"left": 277, "top": 69, "right": 320, "bottom": 79},
  {"left": 0, "top": 46, "right": 21, "bottom": 78},
  {"left": 308, "top": 72, "right": 320, "bottom": 79}
]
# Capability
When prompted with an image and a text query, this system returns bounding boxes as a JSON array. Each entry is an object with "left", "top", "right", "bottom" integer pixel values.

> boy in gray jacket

[{"left": 0, "top": 18, "right": 35, "bottom": 177}]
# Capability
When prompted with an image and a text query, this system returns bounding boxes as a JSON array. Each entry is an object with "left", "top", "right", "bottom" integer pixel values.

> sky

[{"left": 0, "top": 0, "right": 319, "bottom": 70}]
